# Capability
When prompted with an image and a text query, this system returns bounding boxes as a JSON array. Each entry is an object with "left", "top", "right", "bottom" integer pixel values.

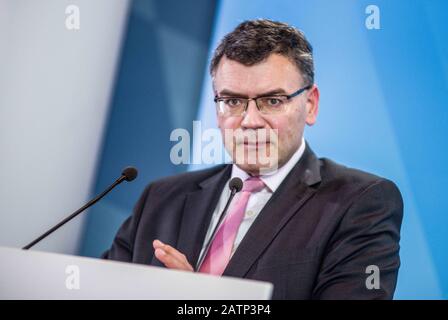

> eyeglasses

[{"left": 214, "top": 84, "right": 312, "bottom": 116}]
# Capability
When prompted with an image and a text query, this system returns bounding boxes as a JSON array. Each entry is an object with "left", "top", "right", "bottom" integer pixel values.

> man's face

[{"left": 213, "top": 54, "right": 319, "bottom": 175}]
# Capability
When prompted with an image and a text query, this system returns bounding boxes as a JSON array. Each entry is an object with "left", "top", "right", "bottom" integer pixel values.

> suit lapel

[
  {"left": 176, "top": 165, "right": 232, "bottom": 267},
  {"left": 223, "top": 144, "right": 322, "bottom": 278}
]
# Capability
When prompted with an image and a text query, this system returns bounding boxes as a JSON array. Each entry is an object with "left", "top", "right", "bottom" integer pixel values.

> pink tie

[{"left": 199, "top": 177, "right": 265, "bottom": 275}]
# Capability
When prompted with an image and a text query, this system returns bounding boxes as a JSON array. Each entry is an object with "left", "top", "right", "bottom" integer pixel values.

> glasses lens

[
  {"left": 217, "top": 98, "right": 246, "bottom": 116},
  {"left": 257, "top": 96, "right": 287, "bottom": 114}
]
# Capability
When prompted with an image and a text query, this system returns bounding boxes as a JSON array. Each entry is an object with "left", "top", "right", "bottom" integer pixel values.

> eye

[
  {"left": 224, "top": 98, "right": 243, "bottom": 108},
  {"left": 265, "top": 97, "right": 283, "bottom": 107}
]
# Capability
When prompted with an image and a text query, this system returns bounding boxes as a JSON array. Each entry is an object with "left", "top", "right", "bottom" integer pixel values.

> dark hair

[{"left": 210, "top": 19, "right": 314, "bottom": 85}]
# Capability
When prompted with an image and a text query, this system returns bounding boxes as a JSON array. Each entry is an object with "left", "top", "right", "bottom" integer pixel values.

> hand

[{"left": 152, "top": 239, "right": 194, "bottom": 272}]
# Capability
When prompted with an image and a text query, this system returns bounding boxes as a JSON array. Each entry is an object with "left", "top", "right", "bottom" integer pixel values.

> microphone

[
  {"left": 195, "top": 177, "right": 243, "bottom": 271},
  {"left": 22, "top": 166, "right": 138, "bottom": 250}
]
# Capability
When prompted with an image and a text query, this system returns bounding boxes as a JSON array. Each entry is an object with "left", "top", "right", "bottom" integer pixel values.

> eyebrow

[{"left": 217, "top": 88, "right": 288, "bottom": 97}]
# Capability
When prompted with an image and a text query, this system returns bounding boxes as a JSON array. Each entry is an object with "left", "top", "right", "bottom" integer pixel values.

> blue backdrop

[
  {"left": 81, "top": 0, "right": 447, "bottom": 299},
  {"left": 195, "top": 0, "right": 448, "bottom": 299},
  {"left": 80, "top": 0, "right": 217, "bottom": 258}
]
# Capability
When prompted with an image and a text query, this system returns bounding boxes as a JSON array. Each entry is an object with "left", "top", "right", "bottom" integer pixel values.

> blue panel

[
  {"left": 79, "top": 0, "right": 217, "bottom": 258},
  {"left": 195, "top": 0, "right": 448, "bottom": 299}
]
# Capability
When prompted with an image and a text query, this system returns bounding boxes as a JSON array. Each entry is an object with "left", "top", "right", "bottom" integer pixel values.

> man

[{"left": 103, "top": 19, "right": 403, "bottom": 299}]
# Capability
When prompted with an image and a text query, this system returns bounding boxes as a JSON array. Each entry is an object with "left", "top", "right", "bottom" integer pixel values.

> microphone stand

[{"left": 23, "top": 169, "right": 136, "bottom": 250}]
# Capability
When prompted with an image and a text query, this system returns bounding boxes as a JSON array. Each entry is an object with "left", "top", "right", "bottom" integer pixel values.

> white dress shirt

[{"left": 198, "top": 137, "right": 306, "bottom": 264}]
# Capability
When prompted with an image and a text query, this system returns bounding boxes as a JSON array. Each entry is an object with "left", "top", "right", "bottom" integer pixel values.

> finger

[
  {"left": 162, "top": 245, "right": 194, "bottom": 271},
  {"left": 154, "top": 248, "right": 192, "bottom": 271},
  {"left": 153, "top": 239, "right": 164, "bottom": 251},
  {"left": 152, "top": 240, "right": 193, "bottom": 271},
  {"left": 162, "top": 244, "right": 189, "bottom": 264},
  {"left": 153, "top": 240, "right": 189, "bottom": 266}
]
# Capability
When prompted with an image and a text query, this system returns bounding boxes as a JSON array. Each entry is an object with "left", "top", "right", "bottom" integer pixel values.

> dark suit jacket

[{"left": 102, "top": 143, "right": 403, "bottom": 299}]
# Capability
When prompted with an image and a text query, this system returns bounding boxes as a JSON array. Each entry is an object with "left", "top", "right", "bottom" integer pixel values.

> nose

[{"left": 240, "top": 100, "right": 267, "bottom": 130}]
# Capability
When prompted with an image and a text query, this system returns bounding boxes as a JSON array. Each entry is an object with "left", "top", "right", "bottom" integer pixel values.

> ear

[{"left": 305, "top": 84, "right": 319, "bottom": 126}]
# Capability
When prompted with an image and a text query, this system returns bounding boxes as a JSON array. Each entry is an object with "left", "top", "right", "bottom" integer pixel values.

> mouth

[{"left": 243, "top": 141, "right": 270, "bottom": 148}]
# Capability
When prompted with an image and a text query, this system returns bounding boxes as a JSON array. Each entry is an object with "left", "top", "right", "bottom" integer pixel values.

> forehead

[{"left": 213, "top": 54, "right": 302, "bottom": 95}]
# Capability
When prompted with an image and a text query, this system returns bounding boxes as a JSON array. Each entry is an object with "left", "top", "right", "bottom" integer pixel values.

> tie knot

[{"left": 242, "top": 177, "right": 265, "bottom": 193}]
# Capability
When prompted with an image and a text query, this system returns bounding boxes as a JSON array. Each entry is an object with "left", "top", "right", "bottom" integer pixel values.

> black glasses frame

[{"left": 214, "top": 84, "right": 312, "bottom": 115}]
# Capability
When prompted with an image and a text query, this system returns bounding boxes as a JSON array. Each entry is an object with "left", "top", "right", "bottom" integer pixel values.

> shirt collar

[{"left": 231, "top": 137, "right": 306, "bottom": 192}]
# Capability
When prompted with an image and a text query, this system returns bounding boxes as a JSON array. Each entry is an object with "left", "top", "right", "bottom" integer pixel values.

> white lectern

[{"left": 0, "top": 246, "right": 273, "bottom": 299}]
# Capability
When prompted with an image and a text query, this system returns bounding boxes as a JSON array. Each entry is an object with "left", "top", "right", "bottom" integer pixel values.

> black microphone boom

[
  {"left": 195, "top": 177, "right": 243, "bottom": 271},
  {"left": 22, "top": 166, "right": 138, "bottom": 250}
]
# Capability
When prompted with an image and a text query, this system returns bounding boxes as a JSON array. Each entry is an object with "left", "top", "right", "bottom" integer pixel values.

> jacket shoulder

[
  {"left": 319, "top": 158, "right": 401, "bottom": 194},
  {"left": 146, "top": 164, "right": 229, "bottom": 195}
]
